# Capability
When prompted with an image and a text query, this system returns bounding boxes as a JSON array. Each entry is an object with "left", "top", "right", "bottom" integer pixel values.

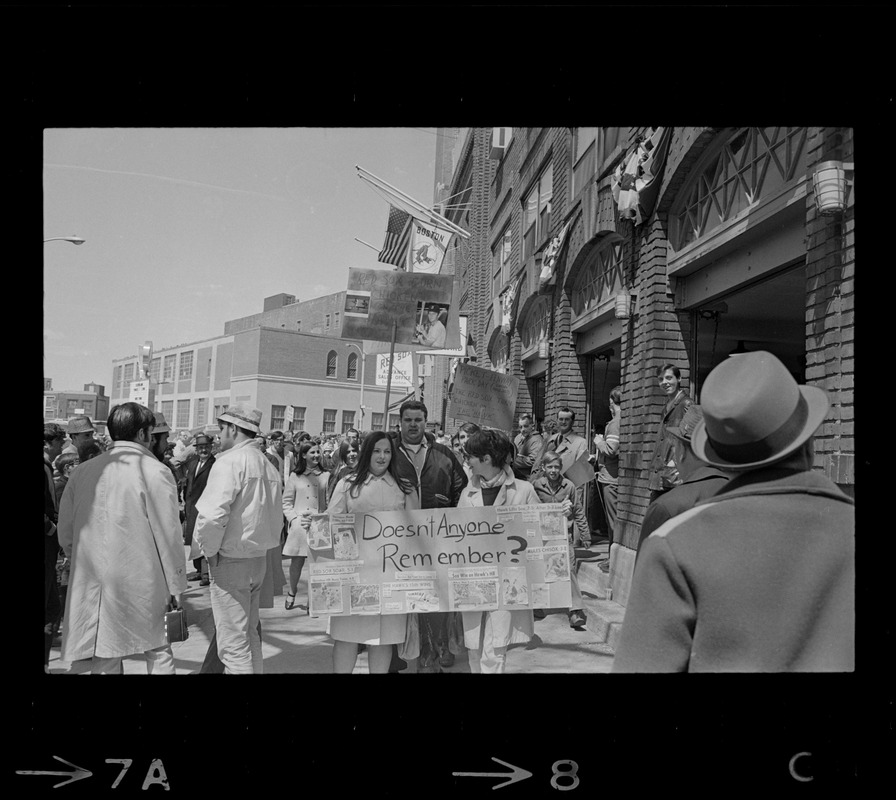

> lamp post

[
  {"left": 44, "top": 236, "right": 86, "bottom": 245},
  {"left": 344, "top": 342, "right": 366, "bottom": 428}
]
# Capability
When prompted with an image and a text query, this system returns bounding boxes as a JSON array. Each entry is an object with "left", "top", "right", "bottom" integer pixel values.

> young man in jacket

[
  {"left": 512, "top": 413, "right": 545, "bottom": 482},
  {"left": 613, "top": 352, "right": 854, "bottom": 673},
  {"left": 388, "top": 400, "right": 468, "bottom": 672},
  {"left": 194, "top": 404, "right": 283, "bottom": 674}
]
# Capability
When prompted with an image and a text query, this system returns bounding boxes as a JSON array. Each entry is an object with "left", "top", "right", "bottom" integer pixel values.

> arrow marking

[
  {"left": 453, "top": 757, "right": 533, "bottom": 790},
  {"left": 16, "top": 755, "right": 93, "bottom": 788}
]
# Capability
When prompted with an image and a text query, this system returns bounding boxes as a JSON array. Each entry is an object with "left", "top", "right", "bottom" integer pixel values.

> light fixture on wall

[
  {"left": 812, "top": 161, "right": 854, "bottom": 215},
  {"left": 728, "top": 340, "right": 750, "bottom": 357},
  {"left": 614, "top": 291, "right": 638, "bottom": 320},
  {"left": 538, "top": 337, "right": 552, "bottom": 359}
]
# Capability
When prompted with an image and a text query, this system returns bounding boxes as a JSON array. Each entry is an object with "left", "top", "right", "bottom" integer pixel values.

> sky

[{"left": 43, "top": 127, "right": 443, "bottom": 392}]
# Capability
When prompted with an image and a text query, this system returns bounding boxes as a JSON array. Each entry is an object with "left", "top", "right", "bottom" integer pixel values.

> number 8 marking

[{"left": 550, "top": 760, "right": 579, "bottom": 791}]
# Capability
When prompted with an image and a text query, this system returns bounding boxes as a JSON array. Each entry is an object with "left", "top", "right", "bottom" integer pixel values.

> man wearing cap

[
  {"left": 613, "top": 351, "right": 854, "bottom": 672},
  {"left": 415, "top": 304, "right": 446, "bottom": 348},
  {"left": 182, "top": 434, "right": 216, "bottom": 586},
  {"left": 635, "top": 404, "right": 730, "bottom": 558},
  {"left": 194, "top": 403, "right": 283, "bottom": 674},
  {"left": 63, "top": 415, "right": 96, "bottom": 459},
  {"left": 264, "top": 430, "right": 286, "bottom": 484},
  {"left": 58, "top": 403, "right": 187, "bottom": 674}
]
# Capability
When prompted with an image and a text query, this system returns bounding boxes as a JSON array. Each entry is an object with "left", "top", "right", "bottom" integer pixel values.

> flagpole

[
  {"left": 356, "top": 166, "right": 470, "bottom": 239},
  {"left": 354, "top": 237, "right": 380, "bottom": 252},
  {"left": 382, "top": 321, "right": 397, "bottom": 428}
]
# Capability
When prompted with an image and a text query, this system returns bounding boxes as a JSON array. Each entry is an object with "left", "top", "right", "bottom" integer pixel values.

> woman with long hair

[
  {"left": 326, "top": 439, "right": 360, "bottom": 504},
  {"left": 325, "top": 431, "right": 419, "bottom": 673},
  {"left": 457, "top": 428, "right": 539, "bottom": 673},
  {"left": 282, "top": 441, "right": 329, "bottom": 610}
]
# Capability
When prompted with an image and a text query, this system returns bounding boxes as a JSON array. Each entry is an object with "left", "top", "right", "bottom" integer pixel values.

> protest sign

[
  {"left": 340, "top": 268, "right": 459, "bottom": 352},
  {"left": 564, "top": 452, "right": 596, "bottom": 488},
  {"left": 447, "top": 362, "right": 519, "bottom": 433},
  {"left": 307, "top": 504, "right": 572, "bottom": 616}
]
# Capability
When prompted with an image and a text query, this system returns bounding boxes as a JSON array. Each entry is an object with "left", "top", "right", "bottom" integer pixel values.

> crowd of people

[{"left": 42, "top": 351, "right": 854, "bottom": 674}]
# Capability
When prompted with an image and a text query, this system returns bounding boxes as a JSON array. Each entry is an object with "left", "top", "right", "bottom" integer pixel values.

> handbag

[{"left": 164, "top": 603, "right": 189, "bottom": 644}]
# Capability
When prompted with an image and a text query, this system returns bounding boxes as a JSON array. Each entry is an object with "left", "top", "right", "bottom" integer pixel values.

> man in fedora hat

[
  {"left": 635, "top": 404, "right": 731, "bottom": 558},
  {"left": 63, "top": 415, "right": 96, "bottom": 459},
  {"left": 613, "top": 351, "right": 854, "bottom": 672},
  {"left": 194, "top": 403, "right": 283, "bottom": 674},
  {"left": 182, "top": 434, "right": 216, "bottom": 586}
]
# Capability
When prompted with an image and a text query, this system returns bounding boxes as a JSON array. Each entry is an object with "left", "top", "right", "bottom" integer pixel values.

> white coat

[
  {"left": 458, "top": 465, "right": 537, "bottom": 649},
  {"left": 58, "top": 440, "right": 188, "bottom": 661}
]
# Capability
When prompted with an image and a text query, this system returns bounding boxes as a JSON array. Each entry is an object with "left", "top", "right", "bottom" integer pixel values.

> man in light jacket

[
  {"left": 59, "top": 403, "right": 188, "bottom": 675},
  {"left": 194, "top": 403, "right": 283, "bottom": 674}
]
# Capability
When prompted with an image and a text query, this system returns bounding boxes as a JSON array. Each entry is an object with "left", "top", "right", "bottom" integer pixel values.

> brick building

[
  {"left": 111, "top": 293, "right": 401, "bottom": 437},
  {"left": 441, "top": 126, "right": 855, "bottom": 605},
  {"left": 43, "top": 380, "right": 110, "bottom": 434}
]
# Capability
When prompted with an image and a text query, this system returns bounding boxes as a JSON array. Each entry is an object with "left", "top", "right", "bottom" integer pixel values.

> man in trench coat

[{"left": 58, "top": 403, "right": 188, "bottom": 674}]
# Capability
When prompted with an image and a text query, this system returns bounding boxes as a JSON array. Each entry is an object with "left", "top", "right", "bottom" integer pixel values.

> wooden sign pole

[{"left": 382, "top": 321, "right": 398, "bottom": 428}]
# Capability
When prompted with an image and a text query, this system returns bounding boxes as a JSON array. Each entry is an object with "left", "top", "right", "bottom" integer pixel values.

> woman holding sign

[
  {"left": 457, "top": 429, "right": 539, "bottom": 674},
  {"left": 325, "top": 431, "right": 419, "bottom": 673}
]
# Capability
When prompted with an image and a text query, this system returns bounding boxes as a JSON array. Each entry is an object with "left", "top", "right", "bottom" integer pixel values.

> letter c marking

[{"left": 789, "top": 752, "right": 813, "bottom": 782}]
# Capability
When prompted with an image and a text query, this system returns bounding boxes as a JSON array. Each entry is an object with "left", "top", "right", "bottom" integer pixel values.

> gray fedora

[{"left": 690, "top": 351, "right": 829, "bottom": 471}]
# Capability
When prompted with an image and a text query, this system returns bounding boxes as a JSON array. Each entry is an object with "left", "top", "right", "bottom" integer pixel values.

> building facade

[
  {"left": 43, "top": 380, "right": 110, "bottom": 434},
  {"left": 111, "top": 293, "right": 400, "bottom": 437},
  {"left": 442, "top": 126, "right": 855, "bottom": 606}
]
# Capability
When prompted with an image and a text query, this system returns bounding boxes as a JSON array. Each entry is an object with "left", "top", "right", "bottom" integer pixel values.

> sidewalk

[{"left": 49, "top": 550, "right": 623, "bottom": 674}]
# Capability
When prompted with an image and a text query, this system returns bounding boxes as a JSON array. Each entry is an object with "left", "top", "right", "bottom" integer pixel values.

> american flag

[{"left": 378, "top": 205, "right": 412, "bottom": 268}]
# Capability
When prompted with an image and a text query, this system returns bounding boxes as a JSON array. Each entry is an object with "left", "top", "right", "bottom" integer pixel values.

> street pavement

[{"left": 49, "top": 542, "right": 620, "bottom": 675}]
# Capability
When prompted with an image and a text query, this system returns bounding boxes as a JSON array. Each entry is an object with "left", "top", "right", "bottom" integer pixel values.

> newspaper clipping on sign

[{"left": 306, "top": 504, "right": 572, "bottom": 616}]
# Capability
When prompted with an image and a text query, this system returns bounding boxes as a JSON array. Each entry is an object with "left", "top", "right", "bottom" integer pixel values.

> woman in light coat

[
  {"left": 282, "top": 441, "right": 328, "bottom": 610},
  {"left": 323, "top": 431, "right": 419, "bottom": 673},
  {"left": 58, "top": 404, "right": 188, "bottom": 673},
  {"left": 458, "top": 429, "right": 538, "bottom": 674}
]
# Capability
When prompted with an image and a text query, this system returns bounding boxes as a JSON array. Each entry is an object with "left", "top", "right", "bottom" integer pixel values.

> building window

[
  {"left": 162, "top": 355, "right": 176, "bottom": 383},
  {"left": 341, "top": 410, "right": 355, "bottom": 433},
  {"left": 194, "top": 398, "right": 207, "bottom": 428},
  {"left": 334, "top": 311, "right": 340, "bottom": 330},
  {"left": 523, "top": 163, "right": 553, "bottom": 260},
  {"left": 572, "top": 127, "right": 599, "bottom": 197},
  {"left": 570, "top": 237, "right": 625, "bottom": 318},
  {"left": 322, "top": 409, "right": 337, "bottom": 433},
  {"left": 492, "top": 227, "right": 512, "bottom": 298},
  {"left": 45, "top": 395, "right": 56, "bottom": 416},
  {"left": 271, "top": 405, "right": 286, "bottom": 430},
  {"left": 123, "top": 362, "right": 135, "bottom": 383},
  {"left": 520, "top": 295, "right": 554, "bottom": 350},
  {"left": 290, "top": 406, "right": 306, "bottom": 432},
  {"left": 596, "top": 127, "right": 622, "bottom": 168},
  {"left": 176, "top": 400, "right": 190, "bottom": 429},
  {"left": 347, "top": 352, "right": 358, "bottom": 380},
  {"left": 326, "top": 350, "right": 337, "bottom": 378},
  {"left": 213, "top": 398, "right": 228, "bottom": 421},
  {"left": 162, "top": 400, "right": 174, "bottom": 425},
  {"left": 296, "top": 320, "right": 302, "bottom": 332},
  {"left": 178, "top": 351, "right": 194, "bottom": 381},
  {"left": 149, "top": 357, "right": 161, "bottom": 384},
  {"left": 114, "top": 365, "right": 123, "bottom": 386},
  {"left": 388, "top": 414, "right": 400, "bottom": 431},
  {"left": 325, "top": 314, "right": 331, "bottom": 329},
  {"left": 371, "top": 412, "right": 384, "bottom": 432},
  {"left": 672, "top": 126, "right": 808, "bottom": 251}
]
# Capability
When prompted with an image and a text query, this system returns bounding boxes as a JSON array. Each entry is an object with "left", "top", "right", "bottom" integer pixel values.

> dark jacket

[
  {"left": 647, "top": 390, "right": 693, "bottom": 491},
  {"left": 512, "top": 431, "right": 545, "bottom": 481},
  {"left": 636, "top": 465, "right": 730, "bottom": 555},
  {"left": 388, "top": 431, "right": 467, "bottom": 508},
  {"left": 182, "top": 454, "right": 216, "bottom": 545},
  {"left": 614, "top": 467, "right": 855, "bottom": 673}
]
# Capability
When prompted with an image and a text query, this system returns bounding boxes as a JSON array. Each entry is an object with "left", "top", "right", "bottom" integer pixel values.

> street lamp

[
  {"left": 44, "top": 236, "right": 86, "bottom": 245},
  {"left": 344, "top": 342, "right": 366, "bottom": 427}
]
